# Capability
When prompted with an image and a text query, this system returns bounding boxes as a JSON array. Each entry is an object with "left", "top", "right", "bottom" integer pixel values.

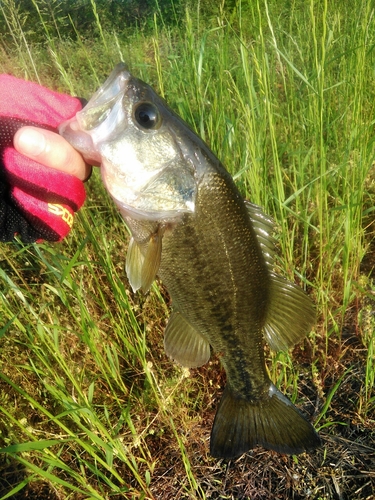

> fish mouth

[
  {"left": 60, "top": 62, "right": 198, "bottom": 220},
  {"left": 58, "top": 116, "right": 102, "bottom": 164},
  {"left": 75, "top": 63, "right": 131, "bottom": 132},
  {"left": 59, "top": 63, "right": 132, "bottom": 163}
]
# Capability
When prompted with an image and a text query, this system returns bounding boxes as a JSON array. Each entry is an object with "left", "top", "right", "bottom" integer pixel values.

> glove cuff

[{"left": 11, "top": 187, "right": 75, "bottom": 242}]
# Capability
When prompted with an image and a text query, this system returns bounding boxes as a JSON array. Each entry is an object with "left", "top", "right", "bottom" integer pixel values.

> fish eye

[{"left": 134, "top": 102, "right": 161, "bottom": 130}]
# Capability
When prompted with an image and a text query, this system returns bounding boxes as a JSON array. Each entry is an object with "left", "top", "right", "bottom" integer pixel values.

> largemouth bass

[{"left": 59, "top": 63, "right": 321, "bottom": 459}]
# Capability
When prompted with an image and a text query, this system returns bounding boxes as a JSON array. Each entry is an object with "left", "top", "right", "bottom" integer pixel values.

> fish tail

[{"left": 210, "top": 383, "right": 321, "bottom": 459}]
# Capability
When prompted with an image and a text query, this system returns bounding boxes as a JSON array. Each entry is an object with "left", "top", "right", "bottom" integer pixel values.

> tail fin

[{"left": 210, "top": 384, "right": 320, "bottom": 459}]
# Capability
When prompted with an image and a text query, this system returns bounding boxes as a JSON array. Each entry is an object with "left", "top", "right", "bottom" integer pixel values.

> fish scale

[
  {"left": 59, "top": 62, "right": 321, "bottom": 459},
  {"left": 159, "top": 172, "right": 267, "bottom": 344}
]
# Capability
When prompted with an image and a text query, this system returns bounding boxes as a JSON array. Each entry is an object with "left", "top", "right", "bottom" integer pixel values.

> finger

[{"left": 14, "top": 126, "right": 92, "bottom": 182}]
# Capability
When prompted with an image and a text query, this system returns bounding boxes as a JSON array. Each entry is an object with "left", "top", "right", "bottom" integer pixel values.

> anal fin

[{"left": 164, "top": 311, "right": 211, "bottom": 368}]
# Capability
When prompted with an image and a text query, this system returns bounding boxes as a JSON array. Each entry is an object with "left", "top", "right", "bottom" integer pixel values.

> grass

[{"left": 0, "top": 0, "right": 375, "bottom": 498}]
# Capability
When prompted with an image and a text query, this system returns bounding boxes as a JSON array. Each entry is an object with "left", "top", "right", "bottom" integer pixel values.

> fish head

[{"left": 59, "top": 62, "right": 201, "bottom": 221}]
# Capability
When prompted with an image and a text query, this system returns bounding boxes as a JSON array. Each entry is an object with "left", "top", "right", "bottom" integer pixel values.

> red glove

[{"left": 0, "top": 74, "right": 86, "bottom": 242}]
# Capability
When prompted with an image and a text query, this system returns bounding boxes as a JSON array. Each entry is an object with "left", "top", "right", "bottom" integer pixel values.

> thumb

[{"left": 14, "top": 126, "right": 92, "bottom": 182}]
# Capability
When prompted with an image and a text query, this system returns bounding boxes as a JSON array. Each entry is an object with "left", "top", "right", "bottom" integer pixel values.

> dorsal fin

[
  {"left": 245, "top": 201, "right": 276, "bottom": 269},
  {"left": 245, "top": 201, "right": 315, "bottom": 350},
  {"left": 264, "top": 272, "right": 316, "bottom": 351}
]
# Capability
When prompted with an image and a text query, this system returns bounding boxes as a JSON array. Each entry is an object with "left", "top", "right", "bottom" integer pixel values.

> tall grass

[{"left": 0, "top": 0, "right": 374, "bottom": 498}]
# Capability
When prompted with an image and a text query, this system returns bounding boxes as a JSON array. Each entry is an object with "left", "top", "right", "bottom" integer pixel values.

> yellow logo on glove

[{"left": 48, "top": 203, "right": 74, "bottom": 228}]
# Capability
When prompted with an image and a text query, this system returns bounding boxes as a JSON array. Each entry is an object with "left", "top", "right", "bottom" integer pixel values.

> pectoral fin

[
  {"left": 164, "top": 311, "right": 211, "bottom": 368},
  {"left": 125, "top": 226, "right": 164, "bottom": 293},
  {"left": 264, "top": 273, "right": 316, "bottom": 351},
  {"left": 140, "top": 228, "right": 163, "bottom": 292},
  {"left": 126, "top": 237, "right": 144, "bottom": 292}
]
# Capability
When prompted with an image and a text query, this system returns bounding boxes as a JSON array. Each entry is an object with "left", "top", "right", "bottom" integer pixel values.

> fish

[{"left": 59, "top": 63, "right": 321, "bottom": 459}]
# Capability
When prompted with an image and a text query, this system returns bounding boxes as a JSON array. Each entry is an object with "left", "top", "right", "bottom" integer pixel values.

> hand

[
  {"left": 0, "top": 74, "right": 88, "bottom": 242},
  {"left": 14, "top": 126, "right": 92, "bottom": 182}
]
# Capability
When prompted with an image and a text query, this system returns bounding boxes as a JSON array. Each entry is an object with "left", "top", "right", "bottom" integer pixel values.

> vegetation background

[{"left": 0, "top": 0, "right": 374, "bottom": 498}]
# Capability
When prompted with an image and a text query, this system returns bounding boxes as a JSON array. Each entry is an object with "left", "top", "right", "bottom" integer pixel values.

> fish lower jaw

[{"left": 59, "top": 120, "right": 102, "bottom": 164}]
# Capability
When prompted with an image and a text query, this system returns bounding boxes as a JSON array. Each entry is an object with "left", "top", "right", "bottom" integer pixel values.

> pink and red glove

[{"left": 0, "top": 75, "right": 86, "bottom": 242}]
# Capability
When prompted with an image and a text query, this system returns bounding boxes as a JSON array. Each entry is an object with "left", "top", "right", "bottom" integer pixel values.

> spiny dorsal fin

[
  {"left": 245, "top": 201, "right": 275, "bottom": 269},
  {"left": 125, "top": 225, "right": 164, "bottom": 293},
  {"left": 264, "top": 272, "right": 316, "bottom": 351},
  {"left": 245, "top": 201, "right": 315, "bottom": 350},
  {"left": 164, "top": 311, "right": 211, "bottom": 368}
]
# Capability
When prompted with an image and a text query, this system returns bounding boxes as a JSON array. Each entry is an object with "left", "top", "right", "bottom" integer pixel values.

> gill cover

[{"left": 60, "top": 63, "right": 197, "bottom": 222}]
